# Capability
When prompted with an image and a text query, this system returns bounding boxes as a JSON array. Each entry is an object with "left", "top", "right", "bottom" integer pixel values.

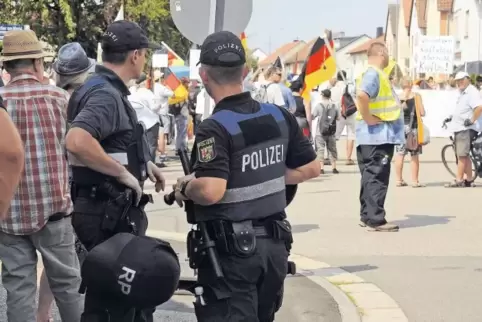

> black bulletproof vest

[
  {"left": 195, "top": 103, "right": 289, "bottom": 222},
  {"left": 67, "top": 75, "right": 149, "bottom": 185}
]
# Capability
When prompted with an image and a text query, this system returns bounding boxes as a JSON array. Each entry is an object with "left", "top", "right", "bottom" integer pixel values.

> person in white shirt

[
  {"left": 152, "top": 70, "right": 174, "bottom": 163},
  {"left": 128, "top": 73, "right": 160, "bottom": 163},
  {"left": 445, "top": 72, "right": 482, "bottom": 187},
  {"left": 332, "top": 71, "right": 356, "bottom": 165},
  {"left": 263, "top": 67, "right": 286, "bottom": 107}
]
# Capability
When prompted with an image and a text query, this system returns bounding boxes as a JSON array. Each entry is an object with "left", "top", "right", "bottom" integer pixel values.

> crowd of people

[{"left": 1, "top": 22, "right": 482, "bottom": 321}]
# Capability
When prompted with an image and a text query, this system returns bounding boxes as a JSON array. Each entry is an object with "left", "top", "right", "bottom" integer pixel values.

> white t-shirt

[
  {"left": 153, "top": 83, "right": 174, "bottom": 115},
  {"left": 451, "top": 84, "right": 482, "bottom": 132},
  {"left": 330, "top": 81, "right": 345, "bottom": 110},
  {"left": 310, "top": 91, "right": 321, "bottom": 111},
  {"left": 128, "top": 87, "right": 159, "bottom": 130},
  {"left": 265, "top": 82, "right": 285, "bottom": 106}
]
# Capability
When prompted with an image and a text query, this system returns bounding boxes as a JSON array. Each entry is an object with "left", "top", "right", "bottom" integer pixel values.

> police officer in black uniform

[
  {"left": 172, "top": 31, "right": 320, "bottom": 322},
  {"left": 65, "top": 21, "right": 166, "bottom": 322}
]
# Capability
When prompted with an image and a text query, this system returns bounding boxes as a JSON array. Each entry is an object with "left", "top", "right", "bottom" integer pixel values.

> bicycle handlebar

[{"left": 441, "top": 118, "right": 452, "bottom": 129}]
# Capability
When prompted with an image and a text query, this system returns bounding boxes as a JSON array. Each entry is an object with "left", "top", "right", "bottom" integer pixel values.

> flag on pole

[
  {"left": 115, "top": 4, "right": 125, "bottom": 21},
  {"left": 96, "top": 43, "right": 102, "bottom": 63},
  {"left": 273, "top": 56, "right": 283, "bottom": 70},
  {"left": 240, "top": 32, "right": 248, "bottom": 52},
  {"left": 161, "top": 42, "right": 184, "bottom": 66},
  {"left": 298, "top": 32, "right": 337, "bottom": 100},
  {"left": 164, "top": 68, "right": 189, "bottom": 105}
]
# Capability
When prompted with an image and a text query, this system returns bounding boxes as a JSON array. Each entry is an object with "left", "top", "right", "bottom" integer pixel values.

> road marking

[{"left": 147, "top": 229, "right": 408, "bottom": 322}]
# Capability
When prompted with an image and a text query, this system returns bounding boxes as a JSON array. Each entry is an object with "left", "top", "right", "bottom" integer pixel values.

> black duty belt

[
  {"left": 48, "top": 212, "right": 70, "bottom": 222},
  {"left": 253, "top": 225, "right": 269, "bottom": 237}
]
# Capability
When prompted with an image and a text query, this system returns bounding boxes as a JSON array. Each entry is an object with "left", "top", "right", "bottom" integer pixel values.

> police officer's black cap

[
  {"left": 197, "top": 31, "right": 246, "bottom": 67},
  {"left": 102, "top": 20, "right": 161, "bottom": 53}
]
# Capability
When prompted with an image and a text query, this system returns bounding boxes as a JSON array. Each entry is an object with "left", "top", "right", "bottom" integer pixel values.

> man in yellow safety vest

[{"left": 354, "top": 42, "right": 404, "bottom": 232}]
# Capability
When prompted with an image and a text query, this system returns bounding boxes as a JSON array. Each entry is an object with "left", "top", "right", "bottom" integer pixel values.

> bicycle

[{"left": 440, "top": 119, "right": 479, "bottom": 183}]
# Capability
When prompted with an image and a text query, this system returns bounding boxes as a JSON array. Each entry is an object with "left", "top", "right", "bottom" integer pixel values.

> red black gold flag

[
  {"left": 240, "top": 32, "right": 248, "bottom": 52},
  {"left": 298, "top": 36, "right": 337, "bottom": 100},
  {"left": 160, "top": 42, "right": 185, "bottom": 66},
  {"left": 164, "top": 68, "right": 189, "bottom": 104}
]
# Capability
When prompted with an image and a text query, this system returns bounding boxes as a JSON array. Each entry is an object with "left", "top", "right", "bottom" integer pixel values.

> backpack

[
  {"left": 319, "top": 103, "right": 338, "bottom": 136},
  {"left": 253, "top": 83, "right": 273, "bottom": 103},
  {"left": 342, "top": 85, "right": 357, "bottom": 117}
]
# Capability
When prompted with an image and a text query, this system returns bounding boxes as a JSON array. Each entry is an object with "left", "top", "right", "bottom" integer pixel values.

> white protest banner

[
  {"left": 152, "top": 53, "right": 168, "bottom": 68},
  {"left": 189, "top": 49, "right": 201, "bottom": 80},
  {"left": 416, "top": 36, "right": 454, "bottom": 74}
]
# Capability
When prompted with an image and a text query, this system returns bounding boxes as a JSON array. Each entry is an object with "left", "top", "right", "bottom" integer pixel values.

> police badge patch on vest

[{"left": 198, "top": 137, "right": 216, "bottom": 163}]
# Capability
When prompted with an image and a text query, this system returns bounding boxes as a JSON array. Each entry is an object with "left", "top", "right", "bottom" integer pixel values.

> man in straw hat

[
  {"left": 0, "top": 96, "right": 24, "bottom": 217},
  {"left": 0, "top": 29, "right": 83, "bottom": 322}
]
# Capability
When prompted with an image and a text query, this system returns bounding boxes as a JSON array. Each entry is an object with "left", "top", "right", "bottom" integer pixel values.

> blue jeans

[{"left": 175, "top": 114, "right": 188, "bottom": 151}]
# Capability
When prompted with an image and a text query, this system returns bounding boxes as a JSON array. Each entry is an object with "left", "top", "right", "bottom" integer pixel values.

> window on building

[
  {"left": 452, "top": 10, "right": 460, "bottom": 39},
  {"left": 465, "top": 10, "right": 469, "bottom": 38}
]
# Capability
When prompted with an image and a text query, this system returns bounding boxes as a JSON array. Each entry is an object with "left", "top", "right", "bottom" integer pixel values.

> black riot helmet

[{"left": 81, "top": 233, "right": 181, "bottom": 308}]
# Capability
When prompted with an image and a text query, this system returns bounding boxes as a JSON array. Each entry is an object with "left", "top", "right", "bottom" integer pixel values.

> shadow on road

[
  {"left": 391, "top": 214, "right": 455, "bottom": 229},
  {"left": 292, "top": 224, "right": 319, "bottom": 233}
]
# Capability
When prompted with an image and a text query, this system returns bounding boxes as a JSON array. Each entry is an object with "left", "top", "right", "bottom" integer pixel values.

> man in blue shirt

[{"left": 355, "top": 42, "right": 405, "bottom": 232}]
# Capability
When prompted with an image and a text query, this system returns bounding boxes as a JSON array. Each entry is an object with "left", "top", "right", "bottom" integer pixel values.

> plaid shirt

[{"left": 0, "top": 74, "right": 72, "bottom": 235}]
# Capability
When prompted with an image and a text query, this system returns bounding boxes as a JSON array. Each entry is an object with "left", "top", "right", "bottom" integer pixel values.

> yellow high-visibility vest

[{"left": 355, "top": 65, "right": 400, "bottom": 121}]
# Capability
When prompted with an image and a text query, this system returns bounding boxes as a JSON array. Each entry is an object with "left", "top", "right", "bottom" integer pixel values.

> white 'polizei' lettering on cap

[
  {"left": 104, "top": 31, "right": 118, "bottom": 42},
  {"left": 213, "top": 43, "right": 241, "bottom": 54},
  {"left": 118, "top": 266, "right": 136, "bottom": 295}
]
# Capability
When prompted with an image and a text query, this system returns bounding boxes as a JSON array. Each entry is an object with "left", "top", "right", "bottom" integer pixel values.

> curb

[{"left": 147, "top": 229, "right": 406, "bottom": 322}]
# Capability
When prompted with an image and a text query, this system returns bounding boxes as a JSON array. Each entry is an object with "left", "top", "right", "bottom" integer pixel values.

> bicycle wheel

[
  {"left": 466, "top": 155, "right": 478, "bottom": 183},
  {"left": 441, "top": 144, "right": 457, "bottom": 179},
  {"left": 441, "top": 144, "right": 479, "bottom": 182}
]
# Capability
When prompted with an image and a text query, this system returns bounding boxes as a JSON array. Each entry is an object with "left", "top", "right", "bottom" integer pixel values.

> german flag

[
  {"left": 163, "top": 68, "right": 189, "bottom": 105},
  {"left": 161, "top": 42, "right": 185, "bottom": 66},
  {"left": 299, "top": 37, "right": 337, "bottom": 100},
  {"left": 240, "top": 32, "right": 248, "bottom": 52}
]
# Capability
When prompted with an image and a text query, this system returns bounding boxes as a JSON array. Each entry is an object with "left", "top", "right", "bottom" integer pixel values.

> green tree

[{"left": 0, "top": 0, "right": 191, "bottom": 62}]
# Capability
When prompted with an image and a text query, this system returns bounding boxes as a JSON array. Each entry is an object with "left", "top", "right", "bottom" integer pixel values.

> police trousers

[
  {"left": 194, "top": 237, "right": 289, "bottom": 322},
  {"left": 357, "top": 143, "right": 394, "bottom": 227},
  {"left": 71, "top": 194, "right": 153, "bottom": 322}
]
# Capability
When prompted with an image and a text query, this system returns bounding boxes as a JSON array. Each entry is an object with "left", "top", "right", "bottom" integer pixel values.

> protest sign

[{"left": 415, "top": 36, "right": 454, "bottom": 74}]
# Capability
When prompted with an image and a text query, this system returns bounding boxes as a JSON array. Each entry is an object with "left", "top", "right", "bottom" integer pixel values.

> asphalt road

[
  {"left": 289, "top": 138, "right": 482, "bottom": 322},
  {"left": 0, "top": 240, "right": 341, "bottom": 322},
  {"left": 148, "top": 138, "right": 482, "bottom": 322}
]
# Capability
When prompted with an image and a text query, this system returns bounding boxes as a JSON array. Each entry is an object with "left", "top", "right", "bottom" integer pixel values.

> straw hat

[{"left": 0, "top": 30, "right": 53, "bottom": 62}]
